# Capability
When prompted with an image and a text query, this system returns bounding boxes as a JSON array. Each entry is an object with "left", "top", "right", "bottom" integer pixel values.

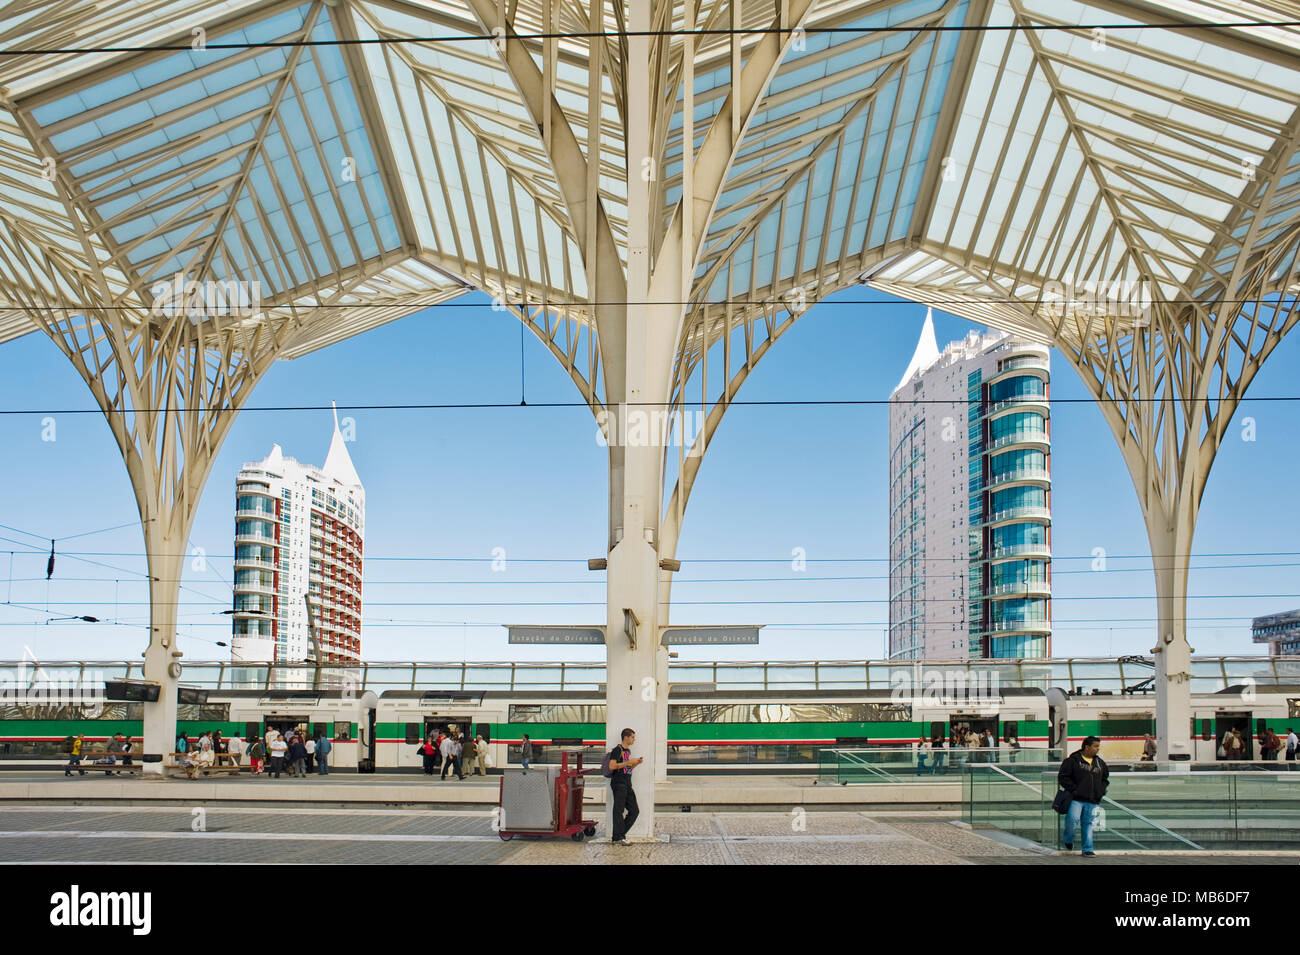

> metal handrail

[
  {"left": 826, "top": 749, "right": 898, "bottom": 782},
  {"left": 1098, "top": 792, "right": 1203, "bottom": 850}
]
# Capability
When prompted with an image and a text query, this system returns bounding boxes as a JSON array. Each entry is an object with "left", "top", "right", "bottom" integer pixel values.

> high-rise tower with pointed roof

[
  {"left": 232, "top": 408, "right": 365, "bottom": 669},
  {"left": 888, "top": 313, "right": 1052, "bottom": 660}
]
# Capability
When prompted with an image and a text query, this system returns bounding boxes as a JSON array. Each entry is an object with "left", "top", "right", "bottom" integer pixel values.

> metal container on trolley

[{"left": 497, "top": 749, "right": 599, "bottom": 841}]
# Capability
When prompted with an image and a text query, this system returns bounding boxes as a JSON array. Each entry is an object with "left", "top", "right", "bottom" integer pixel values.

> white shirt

[
  {"left": 305, "top": 740, "right": 316, "bottom": 754},
  {"left": 228, "top": 737, "right": 243, "bottom": 756},
  {"left": 270, "top": 738, "right": 288, "bottom": 757},
  {"left": 1288, "top": 733, "right": 1298, "bottom": 752},
  {"left": 440, "top": 738, "right": 453, "bottom": 758}
]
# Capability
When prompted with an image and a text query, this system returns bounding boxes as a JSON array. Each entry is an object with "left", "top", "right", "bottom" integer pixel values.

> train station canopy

[{"left": 1, "top": 0, "right": 1297, "bottom": 368}]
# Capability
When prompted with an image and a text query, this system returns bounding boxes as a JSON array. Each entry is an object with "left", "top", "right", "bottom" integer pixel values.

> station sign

[
  {"left": 660, "top": 626, "right": 761, "bottom": 646},
  {"left": 507, "top": 626, "right": 605, "bottom": 645}
]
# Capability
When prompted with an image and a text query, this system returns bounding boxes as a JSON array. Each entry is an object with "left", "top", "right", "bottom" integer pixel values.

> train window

[
  {"left": 1289, "top": 699, "right": 1300, "bottom": 719},
  {"left": 1003, "top": 720, "right": 1018, "bottom": 740},
  {"left": 312, "top": 722, "right": 326, "bottom": 740},
  {"left": 404, "top": 722, "right": 420, "bottom": 744},
  {"left": 929, "top": 721, "right": 944, "bottom": 740},
  {"left": 475, "top": 723, "right": 491, "bottom": 743},
  {"left": 1200, "top": 718, "right": 1212, "bottom": 741}
]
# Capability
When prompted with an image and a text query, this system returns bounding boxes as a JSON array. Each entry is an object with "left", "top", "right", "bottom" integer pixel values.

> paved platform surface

[
  {"left": 0, "top": 771, "right": 960, "bottom": 809},
  {"left": 0, "top": 806, "right": 1296, "bottom": 865}
]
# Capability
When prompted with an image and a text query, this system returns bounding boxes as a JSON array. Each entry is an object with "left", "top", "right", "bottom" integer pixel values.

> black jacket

[{"left": 1057, "top": 750, "right": 1109, "bottom": 804}]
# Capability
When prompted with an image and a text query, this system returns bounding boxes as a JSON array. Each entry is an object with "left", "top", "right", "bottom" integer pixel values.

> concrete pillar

[
  {"left": 601, "top": 0, "right": 679, "bottom": 837},
  {"left": 656, "top": 642, "right": 670, "bottom": 781},
  {"left": 1148, "top": 514, "right": 1194, "bottom": 760},
  {"left": 141, "top": 530, "right": 184, "bottom": 776}
]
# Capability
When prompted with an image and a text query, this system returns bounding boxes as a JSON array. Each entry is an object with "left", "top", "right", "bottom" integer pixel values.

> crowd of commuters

[
  {"left": 416, "top": 728, "right": 491, "bottom": 780},
  {"left": 172, "top": 726, "right": 332, "bottom": 779}
]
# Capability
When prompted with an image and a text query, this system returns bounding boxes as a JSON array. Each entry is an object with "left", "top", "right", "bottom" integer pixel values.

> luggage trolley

[{"left": 497, "top": 749, "right": 599, "bottom": 841}]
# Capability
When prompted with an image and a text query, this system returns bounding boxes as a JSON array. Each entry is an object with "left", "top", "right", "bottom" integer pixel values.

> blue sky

[{"left": 1, "top": 288, "right": 1297, "bottom": 664}]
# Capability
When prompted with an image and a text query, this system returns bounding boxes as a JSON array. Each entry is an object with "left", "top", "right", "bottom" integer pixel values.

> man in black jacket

[{"left": 1058, "top": 736, "right": 1109, "bottom": 856}]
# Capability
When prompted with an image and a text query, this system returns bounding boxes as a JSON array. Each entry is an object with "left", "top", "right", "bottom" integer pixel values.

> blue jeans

[
  {"left": 521, "top": 759, "right": 530, "bottom": 770},
  {"left": 1063, "top": 799, "right": 1097, "bottom": 852},
  {"left": 916, "top": 754, "right": 928, "bottom": 775},
  {"left": 317, "top": 754, "right": 328, "bottom": 774},
  {"left": 931, "top": 752, "right": 945, "bottom": 775}
]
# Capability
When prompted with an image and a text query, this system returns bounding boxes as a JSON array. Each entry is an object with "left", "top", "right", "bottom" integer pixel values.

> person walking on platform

[
  {"left": 1260, "top": 729, "right": 1279, "bottom": 762},
  {"left": 316, "top": 731, "right": 331, "bottom": 775},
  {"left": 521, "top": 734, "right": 533, "bottom": 771},
  {"left": 227, "top": 734, "right": 243, "bottom": 767},
  {"left": 65, "top": 734, "right": 86, "bottom": 776},
  {"left": 420, "top": 736, "right": 437, "bottom": 775},
  {"left": 1057, "top": 736, "right": 1109, "bottom": 857},
  {"left": 462, "top": 734, "right": 478, "bottom": 777},
  {"left": 289, "top": 734, "right": 308, "bottom": 778},
  {"left": 441, "top": 733, "right": 462, "bottom": 780},
  {"left": 606, "top": 728, "right": 643, "bottom": 844},
  {"left": 269, "top": 732, "right": 287, "bottom": 778},
  {"left": 1141, "top": 734, "right": 1156, "bottom": 761},
  {"left": 930, "top": 734, "right": 945, "bottom": 775},
  {"left": 473, "top": 734, "right": 489, "bottom": 776},
  {"left": 1287, "top": 728, "right": 1299, "bottom": 762},
  {"left": 248, "top": 735, "right": 266, "bottom": 775},
  {"left": 304, "top": 735, "right": 316, "bottom": 774}
]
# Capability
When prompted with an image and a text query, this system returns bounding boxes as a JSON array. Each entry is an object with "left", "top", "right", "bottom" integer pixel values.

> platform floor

[
  {"left": 0, "top": 805, "right": 1297, "bottom": 865},
  {"left": 0, "top": 770, "right": 961, "bottom": 810}
]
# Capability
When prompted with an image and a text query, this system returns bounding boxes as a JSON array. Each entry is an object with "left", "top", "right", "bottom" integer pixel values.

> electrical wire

[
  {"left": 2, "top": 394, "right": 1299, "bottom": 415},
  {"left": 0, "top": 17, "right": 1296, "bottom": 56}
]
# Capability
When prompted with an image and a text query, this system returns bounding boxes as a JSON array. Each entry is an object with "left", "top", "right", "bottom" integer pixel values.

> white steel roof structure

[{"left": 0, "top": 0, "right": 1297, "bottom": 829}]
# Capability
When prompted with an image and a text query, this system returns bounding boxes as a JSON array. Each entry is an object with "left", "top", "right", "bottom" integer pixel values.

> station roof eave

[{"left": 0, "top": 0, "right": 1295, "bottom": 370}]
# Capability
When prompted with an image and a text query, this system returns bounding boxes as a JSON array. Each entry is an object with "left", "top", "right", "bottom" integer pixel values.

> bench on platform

[
  {"left": 65, "top": 750, "right": 146, "bottom": 775},
  {"left": 167, "top": 752, "right": 242, "bottom": 777}
]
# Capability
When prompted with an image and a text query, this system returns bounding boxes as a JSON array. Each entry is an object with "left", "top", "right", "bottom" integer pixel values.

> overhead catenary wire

[
  {"left": 0, "top": 295, "right": 1292, "bottom": 310},
  {"left": 14, "top": 593, "right": 1300, "bottom": 608},
  {"left": 7, "top": 560, "right": 1300, "bottom": 585},
  {"left": 2, "top": 395, "right": 1298, "bottom": 415},
  {"left": 1, "top": 18, "right": 1297, "bottom": 56},
  {"left": 3, "top": 547, "right": 1298, "bottom": 562}
]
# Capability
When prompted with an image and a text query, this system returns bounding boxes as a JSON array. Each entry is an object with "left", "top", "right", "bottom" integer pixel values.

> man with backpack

[
  {"left": 605, "top": 728, "right": 643, "bottom": 845},
  {"left": 248, "top": 735, "right": 266, "bottom": 775}
]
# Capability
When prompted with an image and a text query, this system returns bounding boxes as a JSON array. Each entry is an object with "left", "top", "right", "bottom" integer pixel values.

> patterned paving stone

[
  {"left": 882, "top": 821, "right": 1038, "bottom": 856},
  {"left": 1, "top": 804, "right": 1288, "bottom": 865}
]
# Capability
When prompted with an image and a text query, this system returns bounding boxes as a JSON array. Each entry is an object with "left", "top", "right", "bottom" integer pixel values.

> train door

[
  {"left": 262, "top": 715, "right": 309, "bottom": 736},
  {"left": 422, "top": 716, "right": 475, "bottom": 741},
  {"left": 1214, "top": 711, "right": 1253, "bottom": 760},
  {"left": 948, "top": 715, "right": 998, "bottom": 741}
]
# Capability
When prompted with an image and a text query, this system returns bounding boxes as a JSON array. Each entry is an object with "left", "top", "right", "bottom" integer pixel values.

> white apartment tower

[
  {"left": 231, "top": 406, "right": 365, "bottom": 665},
  {"left": 888, "top": 310, "right": 1052, "bottom": 660}
]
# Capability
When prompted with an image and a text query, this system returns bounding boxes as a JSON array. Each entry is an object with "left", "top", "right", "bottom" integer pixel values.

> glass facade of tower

[
  {"left": 970, "top": 352, "right": 1051, "bottom": 658},
  {"left": 889, "top": 327, "right": 1050, "bottom": 660}
]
